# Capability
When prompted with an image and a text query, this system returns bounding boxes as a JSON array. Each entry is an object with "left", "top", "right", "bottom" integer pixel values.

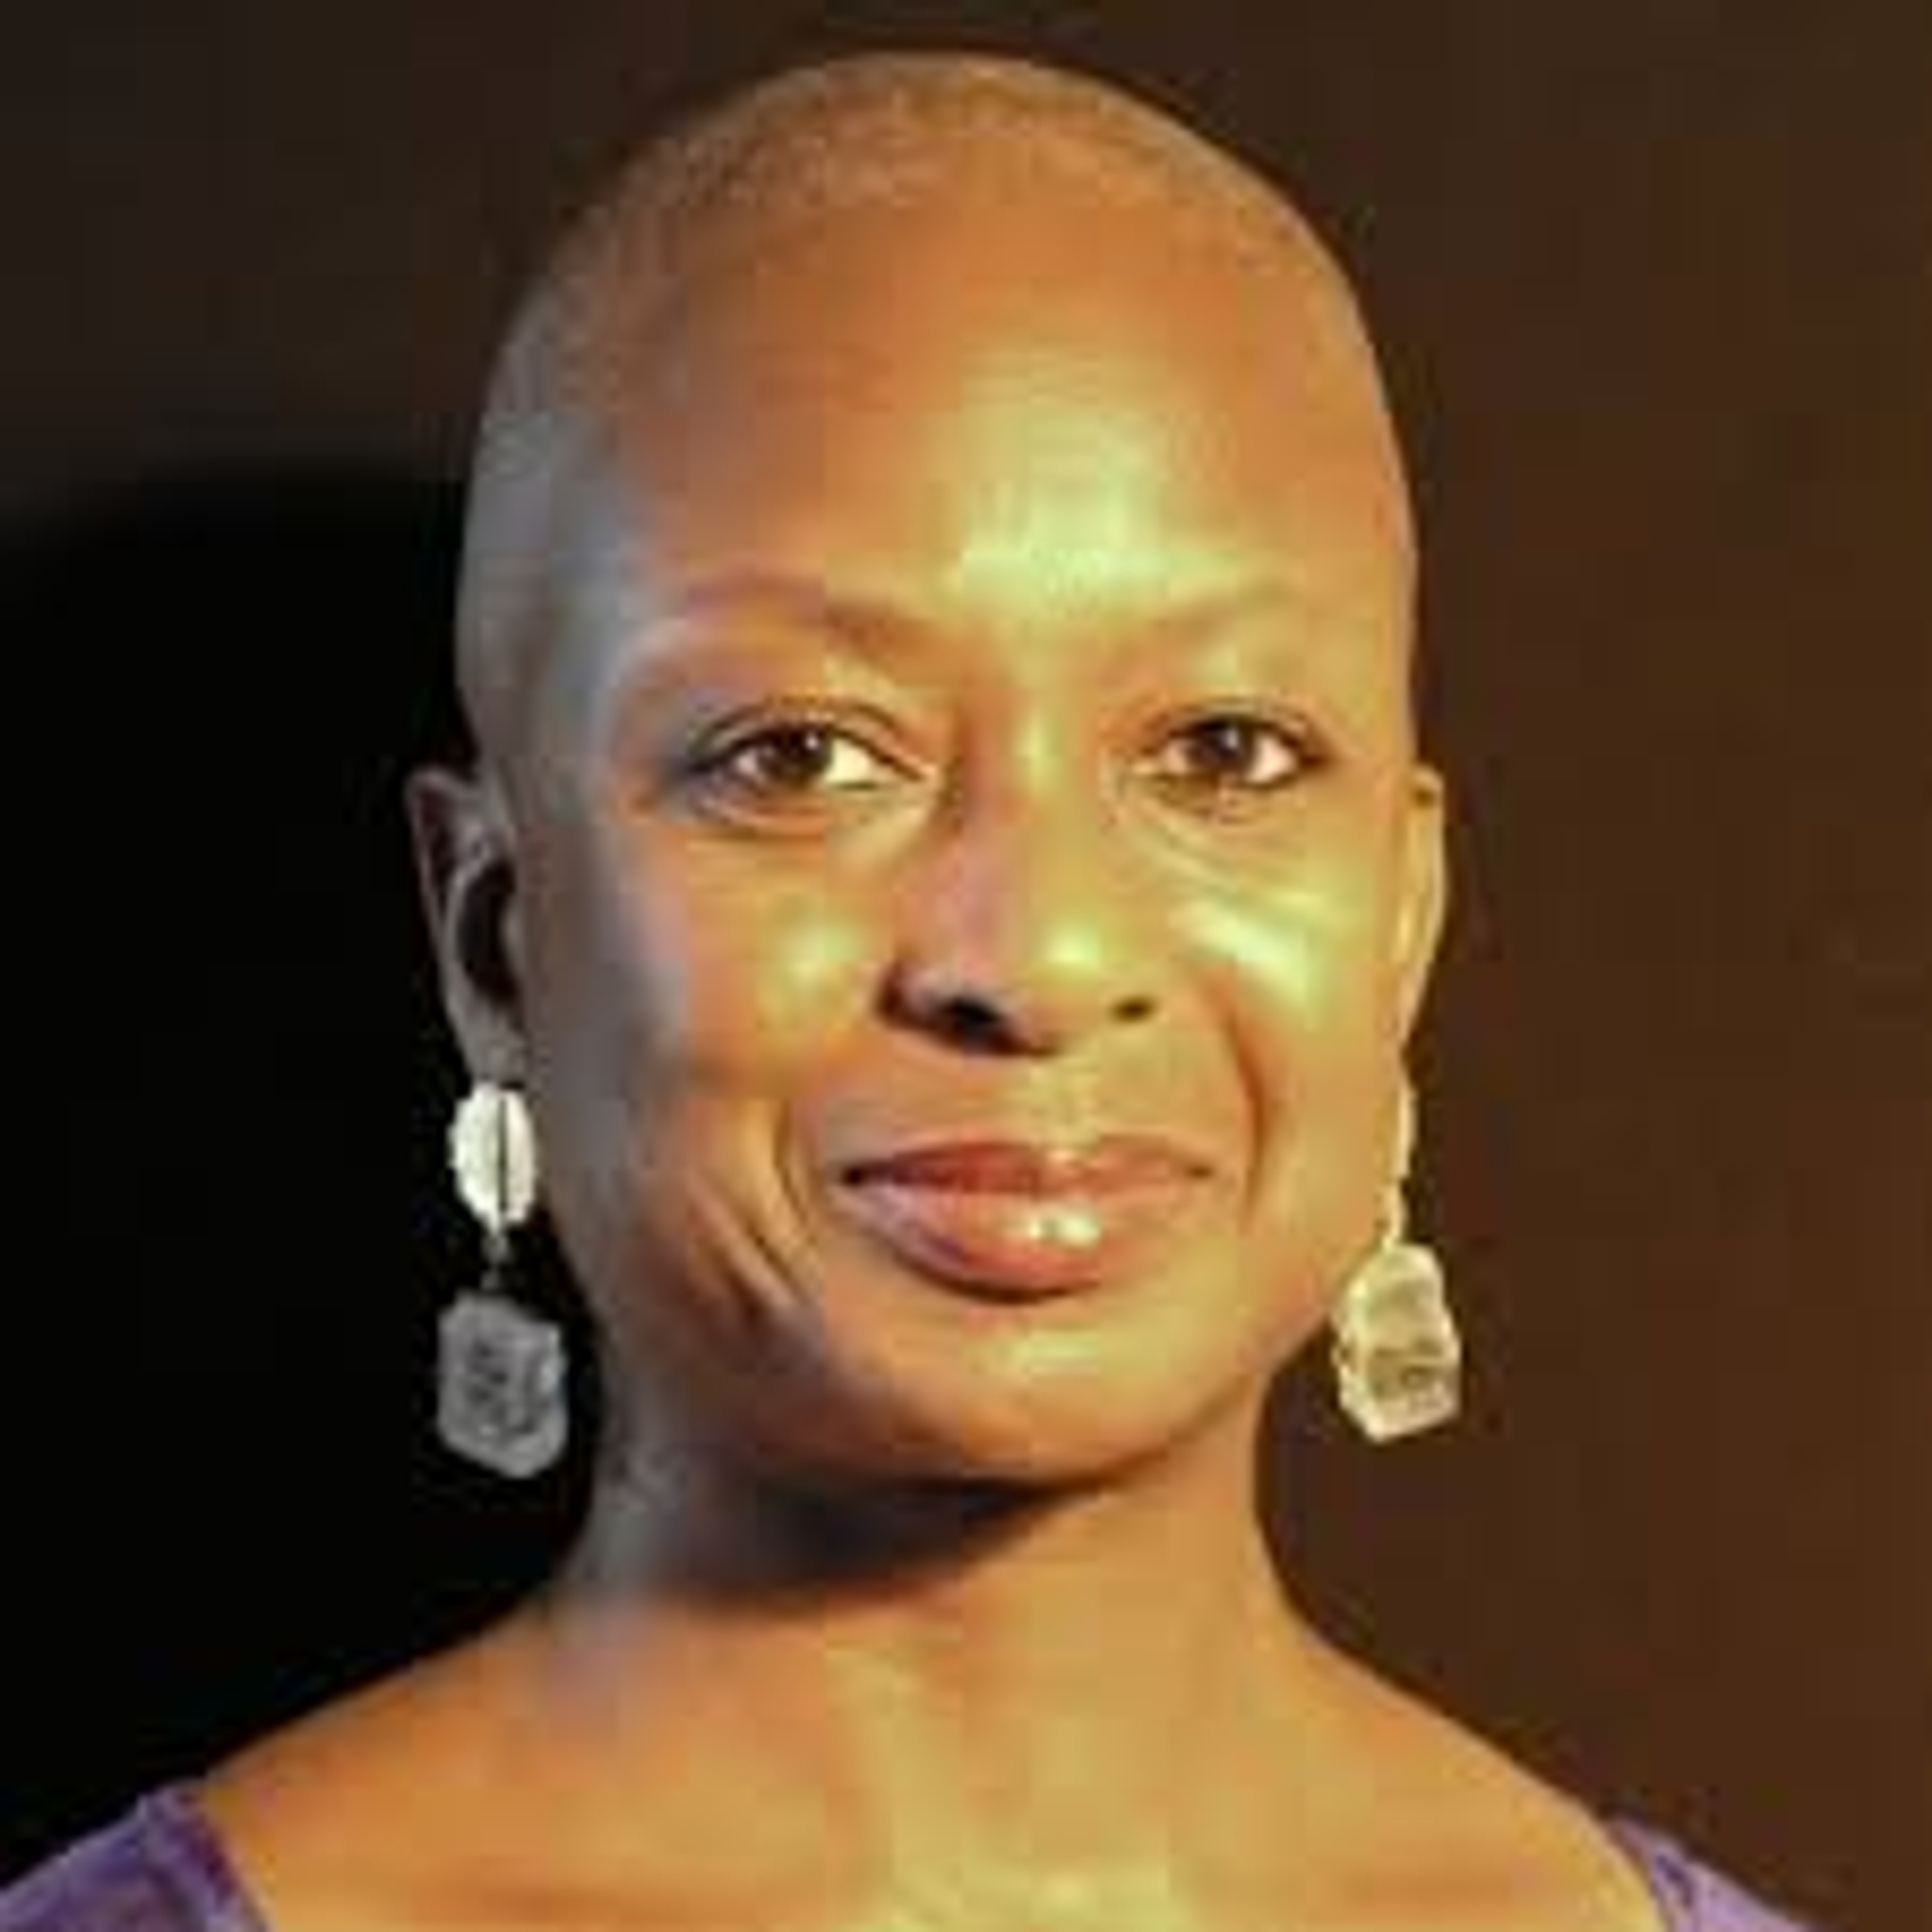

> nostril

[
  {"left": 886, "top": 979, "right": 1159, "bottom": 1055},
  {"left": 939, "top": 991, "right": 1024, "bottom": 1053}
]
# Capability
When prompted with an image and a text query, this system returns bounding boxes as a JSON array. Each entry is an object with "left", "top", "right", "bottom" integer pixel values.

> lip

[
  {"left": 840, "top": 1135, "right": 1213, "bottom": 1194},
  {"left": 832, "top": 1136, "right": 1216, "bottom": 1299}
]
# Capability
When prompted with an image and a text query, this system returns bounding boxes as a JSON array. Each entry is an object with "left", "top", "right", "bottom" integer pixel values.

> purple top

[
  {"left": 0, "top": 1790, "right": 260, "bottom": 1932},
  {"left": 0, "top": 1784, "right": 1821, "bottom": 1929}
]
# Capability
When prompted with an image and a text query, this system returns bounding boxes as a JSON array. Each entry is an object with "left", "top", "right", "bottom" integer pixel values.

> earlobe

[
  {"left": 1393, "top": 762, "right": 1449, "bottom": 1042},
  {"left": 403, "top": 762, "right": 526, "bottom": 1074}
]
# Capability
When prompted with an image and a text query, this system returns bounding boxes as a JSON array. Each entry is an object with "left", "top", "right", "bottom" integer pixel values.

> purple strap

[
  {"left": 0, "top": 1788, "right": 264, "bottom": 1932},
  {"left": 1606, "top": 1816, "right": 1824, "bottom": 1930}
]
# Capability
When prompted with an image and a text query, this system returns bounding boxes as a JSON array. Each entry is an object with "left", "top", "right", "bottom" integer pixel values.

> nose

[{"left": 883, "top": 790, "right": 1162, "bottom": 1058}]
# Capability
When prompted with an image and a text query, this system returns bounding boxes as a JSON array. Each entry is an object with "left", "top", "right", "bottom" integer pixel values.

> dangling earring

[
  {"left": 1331, "top": 1078, "right": 1462, "bottom": 1442},
  {"left": 437, "top": 1079, "right": 568, "bottom": 1477}
]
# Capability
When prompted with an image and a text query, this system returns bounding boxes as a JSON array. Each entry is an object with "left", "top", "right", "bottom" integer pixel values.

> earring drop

[
  {"left": 436, "top": 1079, "right": 568, "bottom": 1477},
  {"left": 1331, "top": 1081, "right": 1462, "bottom": 1442}
]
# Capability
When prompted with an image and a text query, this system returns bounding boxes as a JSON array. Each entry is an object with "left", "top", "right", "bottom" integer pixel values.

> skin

[{"left": 197, "top": 78, "right": 1662, "bottom": 1932}]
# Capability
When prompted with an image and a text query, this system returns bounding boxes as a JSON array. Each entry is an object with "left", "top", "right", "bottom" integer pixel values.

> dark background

[{"left": 4, "top": 6, "right": 1927, "bottom": 1926}]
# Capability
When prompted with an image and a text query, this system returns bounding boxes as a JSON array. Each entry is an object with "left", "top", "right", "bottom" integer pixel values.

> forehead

[
  {"left": 640, "top": 187, "right": 1390, "bottom": 558},
  {"left": 475, "top": 157, "right": 1414, "bottom": 764}
]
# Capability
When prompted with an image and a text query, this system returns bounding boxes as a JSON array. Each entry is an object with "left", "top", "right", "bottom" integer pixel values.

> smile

[{"left": 833, "top": 1137, "right": 1215, "bottom": 1299}]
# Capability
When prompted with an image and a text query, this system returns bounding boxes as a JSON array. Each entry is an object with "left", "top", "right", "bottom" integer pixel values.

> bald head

[{"left": 456, "top": 52, "right": 1413, "bottom": 769}]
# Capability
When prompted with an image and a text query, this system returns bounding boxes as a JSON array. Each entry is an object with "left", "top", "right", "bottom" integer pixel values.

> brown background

[{"left": 3, "top": 5, "right": 1926, "bottom": 1926}]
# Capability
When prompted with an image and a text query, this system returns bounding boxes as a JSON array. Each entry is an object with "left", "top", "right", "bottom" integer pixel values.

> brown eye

[
  {"left": 1142, "top": 712, "right": 1319, "bottom": 796},
  {"left": 702, "top": 719, "right": 901, "bottom": 799}
]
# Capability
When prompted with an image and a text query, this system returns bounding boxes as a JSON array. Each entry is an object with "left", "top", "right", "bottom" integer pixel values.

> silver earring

[
  {"left": 436, "top": 1079, "right": 568, "bottom": 1477},
  {"left": 1331, "top": 1079, "right": 1462, "bottom": 1442}
]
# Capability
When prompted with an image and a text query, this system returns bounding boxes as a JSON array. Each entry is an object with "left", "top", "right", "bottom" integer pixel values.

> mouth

[{"left": 832, "top": 1137, "right": 1216, "bottom": 1300}]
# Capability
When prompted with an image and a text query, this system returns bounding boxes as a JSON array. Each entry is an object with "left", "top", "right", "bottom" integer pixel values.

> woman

[{"left": 2, "top": 51, "right": 1812, "bottom": 1932}]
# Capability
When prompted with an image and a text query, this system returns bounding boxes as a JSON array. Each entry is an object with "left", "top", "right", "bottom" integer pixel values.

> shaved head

[
  {"left": 456, "top": 51, "right": 1413, "bottom": 769},
  {"left": 411, "top": 51, "right": 1450, "bottom": 1512}
]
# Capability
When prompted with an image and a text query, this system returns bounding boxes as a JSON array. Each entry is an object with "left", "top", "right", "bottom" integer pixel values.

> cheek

[
  {"left": 1190, "top": 871, "right": 1390, "bottom": 1174},
  {"left": 519, "top": 829, "right": 883, "bottom": 1304},
  {"left": 1184, "top": 842, "right": 1405, "bottom": 1269},
  {"left": 1186, "top": 832, "right": 1401, "bottom": 1049},
  {"left": 571, "top": 836, "right": 881, "bottom": 1084}
]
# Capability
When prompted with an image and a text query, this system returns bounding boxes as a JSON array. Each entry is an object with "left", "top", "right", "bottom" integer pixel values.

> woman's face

[{"left": 475, "top": 178, "right": 1444, "bottom": 1491}]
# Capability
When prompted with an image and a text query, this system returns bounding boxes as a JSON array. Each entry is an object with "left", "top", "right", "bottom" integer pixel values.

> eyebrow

[
  {"left": 637, "top": 566, "right": 1314, "bottom": 671},
  {"left": 645, "top": 568, "right": 930, "bottom": 664}
]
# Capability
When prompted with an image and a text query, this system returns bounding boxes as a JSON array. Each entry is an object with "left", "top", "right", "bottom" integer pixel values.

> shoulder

[
  {"left": 183, "top": 1624, "right": 601, "bottom": 1932},
  {"left": 185, "top": 1638, "right": 512, "bottom": 1931},
  {"left": 1294, "top": 1647, "right": 1812, "bottom": 1932},
  {"left": 0, "top": 1787, "right": 261, "bottom": 1932}
]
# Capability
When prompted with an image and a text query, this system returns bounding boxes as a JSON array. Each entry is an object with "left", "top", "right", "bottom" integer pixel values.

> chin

[
  {"left": 753, "top": 1302, "right": 1290, "bottom": 1503},
  {"left": 603, "top": 1212, "right": 1327, "bottom": 1519}
]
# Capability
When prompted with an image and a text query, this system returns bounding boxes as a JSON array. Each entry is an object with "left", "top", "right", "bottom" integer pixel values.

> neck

[{"left": 506, "top": 1392, "right": 1357, "bottom": 1915}]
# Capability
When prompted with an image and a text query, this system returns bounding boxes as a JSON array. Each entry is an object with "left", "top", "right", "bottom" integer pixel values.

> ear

[
  {"left": 403, "top": 761, "right": 528, "bottom": 1080},
  {"left": 1391, "top": 760, "right": 1450, "bottom": 1046}
]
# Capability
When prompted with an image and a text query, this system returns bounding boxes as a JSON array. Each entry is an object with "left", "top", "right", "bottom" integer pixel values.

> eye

[
  {"left": 1139, "top": 710, "right": 1324, "bottom": 801},
  {"left": 692, "top": 714, "right": 907, "bottom": 804}
]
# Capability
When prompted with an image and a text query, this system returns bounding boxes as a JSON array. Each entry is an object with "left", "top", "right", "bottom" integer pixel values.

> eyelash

[
  {"left": 687, "top": 706, "right": 1327, "bottom": 814},
  {"left": 1137, "top": 708, "right": 1327, "bottom": 800},
  {"left": 690, "top": 708, "right": 911, "bottom": 804}
]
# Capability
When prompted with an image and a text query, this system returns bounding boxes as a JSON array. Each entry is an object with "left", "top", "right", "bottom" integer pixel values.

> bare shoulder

[
  {"left": 189, "top": 1620, "right": 1664, "bottom": 1932},
  {"left": 1301, "top": 1644, "right": 1666, "bottom": 1932},
  {"left": 189, "top": 1624, "right": 803, "bottom": 1932},
  {"left": 192, "top": 1625, "right": 554, "bottom": 1932}
]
